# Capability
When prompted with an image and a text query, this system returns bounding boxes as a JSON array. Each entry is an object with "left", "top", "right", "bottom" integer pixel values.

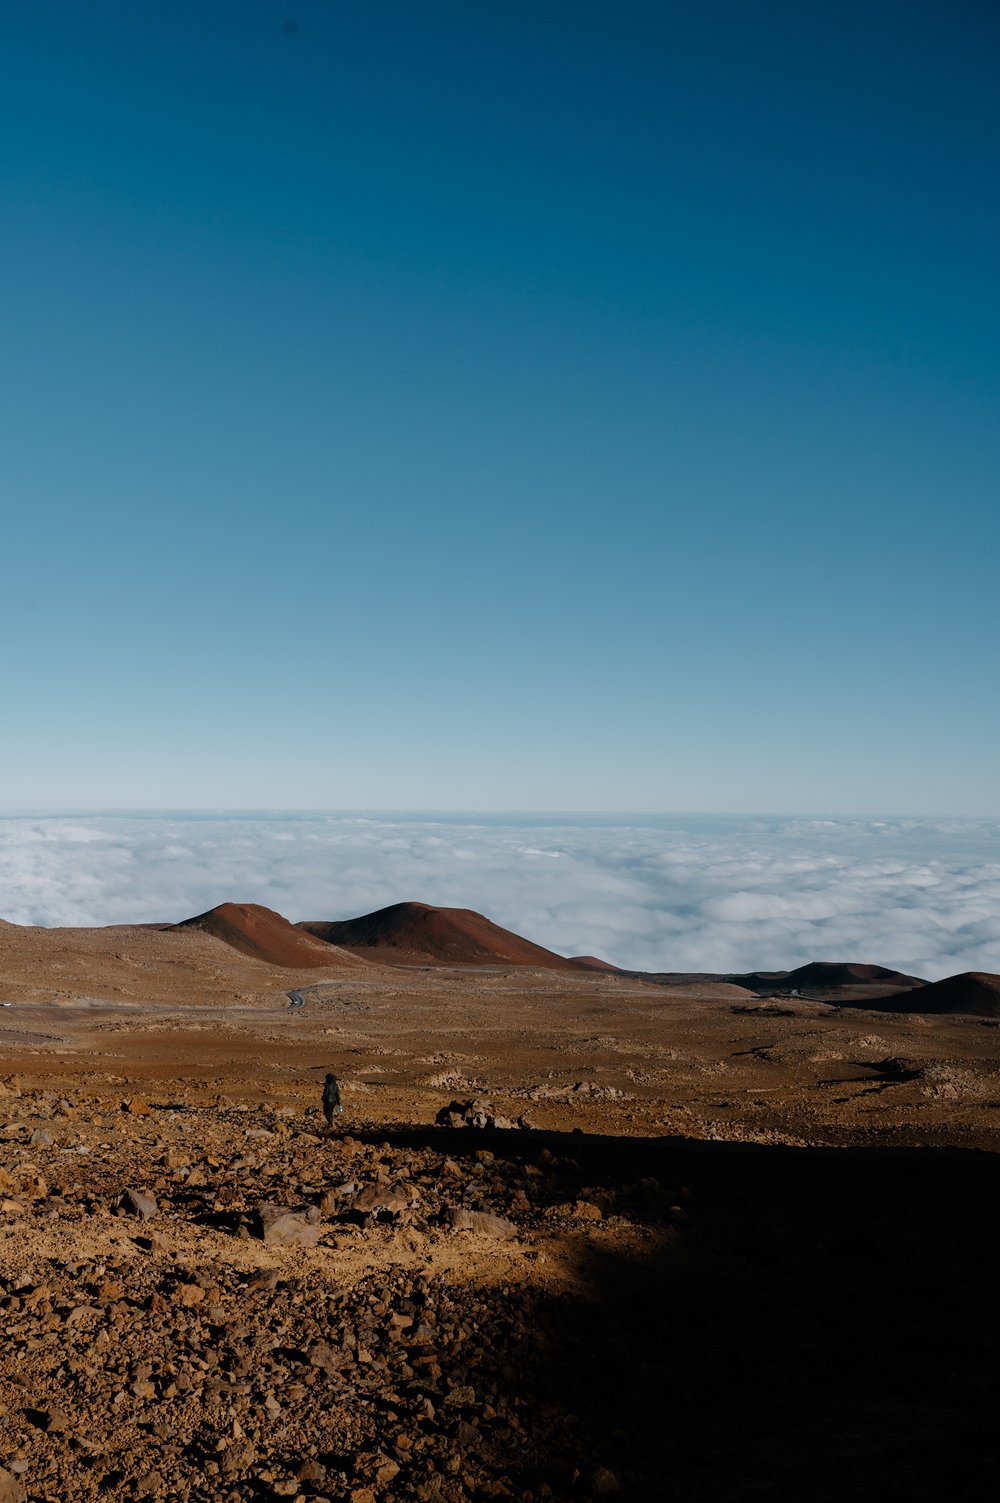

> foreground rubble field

[
  {"left": 1, "top": 1078, "right": 1000, "bottom": 1502},
  {"left": 1, "top": 963, "right": 1000, "bottom": 1501},
  {"left": 0, "top": 1085, "right": 675, "bottom": 1503}
]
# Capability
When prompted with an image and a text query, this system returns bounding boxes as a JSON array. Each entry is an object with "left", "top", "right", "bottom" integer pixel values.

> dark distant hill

[
  {"left": 564, "top": 956, "right": 927, "bottom": 1003},
  {"left": 299, "top": 902, "right": 577, "bottom": 970},
  {"left": 173, "top": 903, "right": 356, "bottom": 969},
  {"left": 734, "top": 961, "right": 926, "bottom": 995},
  {"left": 876, "top": 971, "right": 1000, "bottom": 1017}
]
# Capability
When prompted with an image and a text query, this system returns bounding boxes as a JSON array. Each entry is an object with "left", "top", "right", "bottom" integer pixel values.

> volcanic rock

[
  {"left": 352, "top": 1182, "right": 413, "bottom": 1214},
  {"left": 446, "top": 1207, "right": 516, "bottom": 1238},
  {"left": 220, "top": 1442, "right": 258, "bottom": 1479},
  {"left": 307, "top": 1341, "right": 344, "bottom": 1374},
  {"left": 39, "top": 1407, "right": 70, "bottom": 1433},
  {"left": 254, "top": 1204, "right": 322, "bottom": 1247},
  {"left": 435, "top": 1099, "right": 519, "bottom": 1130},
  {"left": 122, "top": 1188, "right": 159, "bottom": 1220},
  {"left": 0, "top": 1471, "right": 24, "bottom": 1503}
]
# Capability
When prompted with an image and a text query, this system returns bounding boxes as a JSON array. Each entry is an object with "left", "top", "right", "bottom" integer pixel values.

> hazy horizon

[{"left": 3, "top": 810, "right": 999, "bottom": 983}]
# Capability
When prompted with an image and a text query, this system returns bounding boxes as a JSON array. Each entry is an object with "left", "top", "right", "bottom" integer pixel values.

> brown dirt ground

[{"left": 1, "top": 925, "right": 999, "bottom": 1501}]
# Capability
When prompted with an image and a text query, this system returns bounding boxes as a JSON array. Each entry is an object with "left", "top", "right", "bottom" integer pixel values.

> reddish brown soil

[
  {"left": 2, "top": 911, "right": 1000, "bottom": 1499},
  {"left": 568, "top": 954, "right": 619, "bottom": 971},
  {"left": 174, "top": 902, "right": 358, "bottom": 970},
  {"left": 299, "top": 902, "right": 578, "bottom": 970}
]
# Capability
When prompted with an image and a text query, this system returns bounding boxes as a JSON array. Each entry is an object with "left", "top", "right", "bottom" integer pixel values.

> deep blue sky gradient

[{"left": 2, "top": 1, "right": 998, "bottom": 810}]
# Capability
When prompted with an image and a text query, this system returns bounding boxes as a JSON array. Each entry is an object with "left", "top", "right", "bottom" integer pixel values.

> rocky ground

[
  {"left": 0, "top": 1081, "right": 681, "bottom": 1503},
  {"left": 0, "top": 949, "right": 999, "bottom": 1500}
]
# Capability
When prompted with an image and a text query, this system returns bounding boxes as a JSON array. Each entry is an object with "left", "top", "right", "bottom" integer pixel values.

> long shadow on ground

[{"left": 358, "top": 1126, "right": 1000, "bottom": 1501}]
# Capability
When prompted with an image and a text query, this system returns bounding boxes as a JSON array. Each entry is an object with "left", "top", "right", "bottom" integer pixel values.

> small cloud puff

[{"left": 0, "top": 813, "right": 998, "bottom": 982}]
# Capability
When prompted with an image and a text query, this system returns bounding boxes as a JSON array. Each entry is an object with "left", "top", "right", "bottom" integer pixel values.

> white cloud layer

[{"left": 1, "top": 813, "right": 999, "bottom": 982}]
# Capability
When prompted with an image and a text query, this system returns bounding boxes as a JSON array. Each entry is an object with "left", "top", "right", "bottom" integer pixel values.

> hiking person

[{"left": 322, "top": 1072, "right": 342, "bottom": 1129}]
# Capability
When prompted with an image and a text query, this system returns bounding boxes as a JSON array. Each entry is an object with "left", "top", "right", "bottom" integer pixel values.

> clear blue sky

[{"left": 2, "top": 1, "right": 998, "bottom": 813}]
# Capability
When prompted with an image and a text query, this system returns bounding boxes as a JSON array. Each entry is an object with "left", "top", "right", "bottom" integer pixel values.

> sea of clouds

[{"left": 1, "top": 812, "right": 999, "bottom": 982}]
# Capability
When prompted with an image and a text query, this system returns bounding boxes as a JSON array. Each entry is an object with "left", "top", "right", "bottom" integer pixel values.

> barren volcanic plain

[{"left": 1, "top": 903, "right": 998, "bottom": 1502}]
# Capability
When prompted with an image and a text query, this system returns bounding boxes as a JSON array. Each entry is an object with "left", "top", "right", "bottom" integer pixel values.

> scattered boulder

[
  {"left": 29, "top": 1126, "right": 56, "bottom": 1147},
  {"left": 243, "top": 1268, "right": 279, "bottom": 1292},
  {"left": 219, "top": 1441, "right": 257, "bottom": 1478},
  {"left": 435, "top": 1099, "right": 522, "bottom": 1130},
  {"left": 254, "top": 1204, "right": 322, "bottom": 1248},
  {"left": 307, "top": 1340, "right": 344, "bottom": 1374},
  {"left": 295, "top": 1459, "right": 326, "bottom": 1484},
  {"left": 39, "top": 1407, "right": 71, "bottom": 1434},
  {"left": 351, "top": 1182, "right": 413, "bottom": 1215},
  {"left": 318, "top": 1182, "right": 359, "bottom": 1214},
  {"left": 527, "top": 1080, "right": 627, "bottom": 1103},
  {"left": 0, "top": 1469, "right": 25, "bottom": 1503},
  {"left": 570, "top": 1199, "right": 603, "bottom": 1221},
  {"left": 446, "top": 1207, "right": 516, "bottom": 1238},
  {"left": 121, "top": 1188, "right": 158, "bottom": 1220}
]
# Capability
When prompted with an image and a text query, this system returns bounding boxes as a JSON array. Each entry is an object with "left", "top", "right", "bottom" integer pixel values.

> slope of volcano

[
  {"left": 732, "top": 961, "right": 927, "bottom": 997},
  {"left": 299, "top": 902, "right": 577, "bottom": 969},
  {"left": 879, "top": 970, "right": 1000, "bottom": 1017},
  {"left": 174, "top": 902, "right": 358, "bottom": 969},
  {"left": 564, "top": 956, "right": 924, "bottom": 1003}
]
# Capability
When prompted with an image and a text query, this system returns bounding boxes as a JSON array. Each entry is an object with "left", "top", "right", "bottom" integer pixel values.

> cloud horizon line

[
  {"left": 2, "top": 812, "right": 998, "bottom": 983},
  {"left": 2, "top": 806, "right": 999, "bottom": 821}
]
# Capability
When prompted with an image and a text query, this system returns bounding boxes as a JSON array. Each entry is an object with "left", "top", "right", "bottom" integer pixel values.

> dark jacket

[{"left": 322, "top": 1077, "right": 341, "bottom": 1109}]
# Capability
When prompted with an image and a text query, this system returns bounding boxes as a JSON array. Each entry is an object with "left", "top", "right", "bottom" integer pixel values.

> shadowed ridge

[
  {"left": 565, "top": 957, "right": 927, "bottom": 1000},
  {"left": 299, "top": 901, "right": 577, "bottom": 970},
  {"left": 730, "top": 961, "right": 926, "bottom": 997},
  {"left": 755, "top": 960, "right": 926, "bottom": 991},
  {"left": 881, "top": 970, "right": 1000, "bottom": 1017},
  {"left": 173, "top": 902, "right": 359, "bottom": 969}
]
